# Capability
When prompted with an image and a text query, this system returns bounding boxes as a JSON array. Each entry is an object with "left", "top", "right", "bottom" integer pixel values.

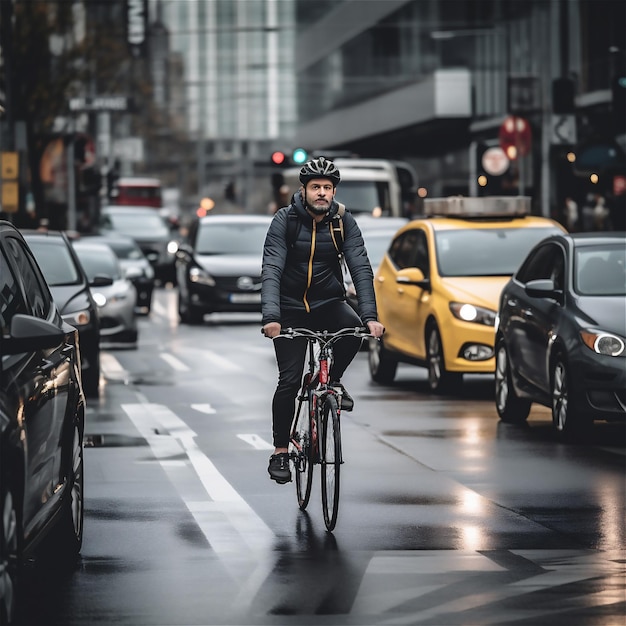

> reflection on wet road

[{"left": 13, "top": 289, "right": 625, "bottom": 625}]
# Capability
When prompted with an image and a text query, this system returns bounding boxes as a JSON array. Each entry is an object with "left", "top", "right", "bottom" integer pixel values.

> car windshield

[
  {"left": 25, "top": 238, "right": 81, "bottom": 286},
  {"left": 435, "top": 227, "right": 563, "bottom": 276},
  {"left": 74, "top": 246, "right": 122, "bottom": 281},
  {"left": 103, "top": 240, "right": 145, "bottom": 260},
  {"left": 102, "top": 211, "right": 169, "bottom": 237},
  {"left": 195, "top": 222, "right": 269, "bottom": 255},
  {"left": 335, "top": 180, "right": 390, "bottom": 215},
  {"left": 575, "top": 245, "right": 626, "bottom": 296}
]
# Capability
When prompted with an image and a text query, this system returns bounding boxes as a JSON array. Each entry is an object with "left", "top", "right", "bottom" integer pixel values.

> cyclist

[{"left": 261, "top": 156, "right": 385, "bottom": 484}]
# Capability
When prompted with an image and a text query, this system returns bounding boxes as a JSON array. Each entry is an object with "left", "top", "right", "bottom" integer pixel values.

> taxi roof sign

[{"left": 423, "top": 196, "right": 531, "bottom": 218}]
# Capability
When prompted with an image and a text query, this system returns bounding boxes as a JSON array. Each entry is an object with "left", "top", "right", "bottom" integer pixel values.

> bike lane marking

[{"left": 121, "top": 402, "right": 275, "bottom": 558}]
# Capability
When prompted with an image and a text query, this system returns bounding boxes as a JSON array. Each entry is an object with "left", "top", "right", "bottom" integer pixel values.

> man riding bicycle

[{"left": 261, "top": 156, "right": 385, "bottom": 484}]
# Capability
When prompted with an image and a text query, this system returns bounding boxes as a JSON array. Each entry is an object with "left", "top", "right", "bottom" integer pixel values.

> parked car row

[{"left": 1, "top": 221, "right": 86, "bottom": 625}]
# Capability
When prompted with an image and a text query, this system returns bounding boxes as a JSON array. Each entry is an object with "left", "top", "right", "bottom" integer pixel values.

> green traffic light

[{"left": 292, "top": 148, "right": 308, "bottom": 164}]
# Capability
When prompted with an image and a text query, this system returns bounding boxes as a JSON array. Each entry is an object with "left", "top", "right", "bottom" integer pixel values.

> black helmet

[{"left": 298, "top": 156, "right": 341, "bottom": 186}]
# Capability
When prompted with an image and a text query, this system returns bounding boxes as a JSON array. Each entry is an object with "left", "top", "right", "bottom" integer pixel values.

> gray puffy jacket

[{"left": 262, "top": 191, "right": 378, "bottom": 325}]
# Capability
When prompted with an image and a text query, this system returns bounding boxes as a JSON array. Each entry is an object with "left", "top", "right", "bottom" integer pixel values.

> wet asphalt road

[{"left": 14, "top": 287, "right": 626, "bottom": 625}]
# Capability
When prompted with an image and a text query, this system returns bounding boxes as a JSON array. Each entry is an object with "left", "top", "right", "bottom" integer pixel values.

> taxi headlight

[
  {"left": 580, "top": 330, "right": 625, "bottom": 356},
  {"left": 449, "top": 302, "right": 496, "bottom": 326},
  {"left": 189, "top": 266, "right": 216, "bottom": 286}
]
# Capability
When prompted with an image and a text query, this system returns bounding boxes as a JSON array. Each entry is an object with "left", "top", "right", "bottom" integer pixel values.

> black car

[
  {"left": 175, "top": 214, "right": 272, "bottom": 324},
  {"left": 98, "top": 205, "right": 179, "bottom": 284},
  {"left": 22, "top": 230, "right": 103, "bottom": 398},
  {"left": 495, "top": 232, "right": 626, "bottom": 436},
  {"left": 82, "top": 234, "right": 155, "bottom": 314},
  {"left": 0, "top": 221, "right": 85, "bottom": 624}
]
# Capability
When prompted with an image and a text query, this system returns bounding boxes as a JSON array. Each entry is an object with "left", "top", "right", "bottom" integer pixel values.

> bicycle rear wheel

[
  {"left": 321, "top": 395, "right": 341, "bottom": 531},
  {"left": 290, "top": 391, "right": 314, "bottom": 509}
]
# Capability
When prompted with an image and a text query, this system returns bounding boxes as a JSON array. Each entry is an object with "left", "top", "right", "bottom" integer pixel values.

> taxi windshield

[{"left": 435, "top": 227, "right": 562, "bottom": 276}]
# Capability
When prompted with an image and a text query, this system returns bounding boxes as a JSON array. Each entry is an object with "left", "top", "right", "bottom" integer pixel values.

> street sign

[
  {"left": 1, "top": 181, "right": 19, "bottom": 212},
  {"left": 499, "top": 115, "right": 532, "bottom": 159},
  {"left": 481, "top": 147, "right": 509, "bottom": 176},
  {"left": 69, "top": 96, "right": 130, "bottom": 112},
  {"left": 1, "top": 152, "right": 18, "bottom": 179},
  {"left": 551, "top": 114, "right": 577, "bottom": 145}
]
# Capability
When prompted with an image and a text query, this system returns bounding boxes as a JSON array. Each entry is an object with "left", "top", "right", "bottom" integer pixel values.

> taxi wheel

[
  {"left": 495, "top": 338, "right": 531, "bottom": 423},
  {"left": 426, "top": 322, "right": 461, "bottom": 394},
  {"left": 368, "top": 336, "right": 397, "bottom": 384}
]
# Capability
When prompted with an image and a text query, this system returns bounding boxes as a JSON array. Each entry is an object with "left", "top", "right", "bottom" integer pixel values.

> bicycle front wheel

[
  {"left": 290, "top": 391, "right": 314, "bottom": 510},
  {"left": 321, "top": 395, "right": 342, "bottom": 531}
]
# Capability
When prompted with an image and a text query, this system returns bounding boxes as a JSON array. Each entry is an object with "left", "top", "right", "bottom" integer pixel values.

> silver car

[{"left": 72, "top": 240, "right": 138, "bottom": 347}]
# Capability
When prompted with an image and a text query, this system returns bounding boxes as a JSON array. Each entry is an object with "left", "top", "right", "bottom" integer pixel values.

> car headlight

[
  {"left": 167, "top": 240, "right": 179, "bottom": 254},
  {"left": 189, "top": 266, "right": 216, "bottom": 286},
  {"left": 580, "top": 330, "right": 625, "bottom": 356},
  {"left": 62, "top": 309, "right": 91, "bottom": 327},
  {"left": 449, "top": 302, "right": 496, "bottom": 326},
  {"left": 92, "top": 292, "right": 107, "bottom": 307}
]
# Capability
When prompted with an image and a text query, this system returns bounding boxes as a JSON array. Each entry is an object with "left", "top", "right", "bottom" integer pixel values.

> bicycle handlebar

[{"left": 276, "top": 326, "right": 374, "bottom": 343}]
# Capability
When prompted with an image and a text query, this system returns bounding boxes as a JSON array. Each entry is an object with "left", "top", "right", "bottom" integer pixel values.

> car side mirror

[
  {"left": 396, "top": 267, "right": 430, "bottom": 290},
  {"left": 90, "top": 274, "right": 114, "bottom": 287},
  {"left": 525, "top": 278, "right": 560, "bottom": 300},
  {"left": 3, "top": 314, "right": 65, "bottom": 355},
  {"left": 176, "top": 243, "right": 193, "bottom": 259}
]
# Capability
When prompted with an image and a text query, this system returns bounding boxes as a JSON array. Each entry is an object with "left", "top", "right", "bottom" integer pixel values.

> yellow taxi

[{"left": 369, "top": 196, "right": 566, "bottom": 392}]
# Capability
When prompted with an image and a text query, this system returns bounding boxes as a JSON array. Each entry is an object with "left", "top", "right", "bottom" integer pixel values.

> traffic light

[
  {"left": 271, "top": 151, "right": 287, "bottom": 165},
  {"left": 552, "top": 78, "right": 575, "bottom": 114},
  {"left": 292, "top": 148, "right": 308, "bottom": 164},
  {"left": 612, "top": 75, "right": 626, "bottom": 133}
]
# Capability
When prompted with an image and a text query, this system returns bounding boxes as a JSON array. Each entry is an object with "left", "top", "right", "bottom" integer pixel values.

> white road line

[
  {"left": 191, "top": 404, "right": 217, "bottom": 414},
  {"left": 100, "top": 352, "right": 126, "bottom": 376},
  {"left": 121, "top": 403, "right": 274, "bottom": 557},
  {"left": 203, "top": 350, "right": 242, "bottom": 372},
  {"left": 159, "top": 352, "right": 190, "bottom": 371},
  {"left": 238, "top": 434, "right": 273, "bottom": 450}
]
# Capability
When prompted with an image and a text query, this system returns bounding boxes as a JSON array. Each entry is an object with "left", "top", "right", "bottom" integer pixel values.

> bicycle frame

[{"left": 278, "top": 326, "right": 373, "bottom": 530}]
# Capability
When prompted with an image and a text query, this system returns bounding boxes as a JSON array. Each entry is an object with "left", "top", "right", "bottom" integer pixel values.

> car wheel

[
  {"left": 551, "top": 355, "right": 589, "bottom": 437},
  {"left": 426, "top": 322, "right": 462, "bottom": 393},
  {"left": 44, "top": 422, "right": 84, "bottom": 561},
  {"left": 368, "top": 336, "right": 398, "bottom": 384},
  {"left": 0, "top": 482, "right": 18, "bottom": 625},
  {"left": 495, "top": 337, "right": 531, "bottom": 423},
  {"left": 178, "top": 293, "right": 204, "bottom": 325},
  {"left": 82, "top": 358, "right": 100, "bottom": 399}
]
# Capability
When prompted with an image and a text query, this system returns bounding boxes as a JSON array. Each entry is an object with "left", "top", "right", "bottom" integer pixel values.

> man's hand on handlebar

[
  {"left": 262, "top": 322, "right": 282, "bottom": 338},
  {"left": 367, "top": 320, "right": 385, "bottom": 338}
]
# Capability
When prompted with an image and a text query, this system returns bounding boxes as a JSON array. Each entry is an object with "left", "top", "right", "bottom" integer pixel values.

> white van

[{"left": 281, "top": 158, "right": 417, "bottom": 218}]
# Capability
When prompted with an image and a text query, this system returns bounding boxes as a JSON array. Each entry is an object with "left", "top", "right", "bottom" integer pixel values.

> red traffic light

[{"left": 271, "top": 151, "right": 286, "bottom": 165}]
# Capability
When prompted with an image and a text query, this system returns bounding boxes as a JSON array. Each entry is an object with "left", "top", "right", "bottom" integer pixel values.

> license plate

[{"left": 229, "top": 293, "right": 261, "bottom": 303}]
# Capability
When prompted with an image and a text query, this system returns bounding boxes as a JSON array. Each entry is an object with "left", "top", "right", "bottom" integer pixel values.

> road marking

[
  {"left": 238, "top": 434, "right": 273, "bottom": 450},
  {"left": 100, "top": 352, "right": 126, "bottom": 375},
  {"left": 203, "top": 350, "right": 242, "bottom": 372},
  {"left": 121, "top": 403, "right": 275, "bottom": 558},
  {"left": 159, "top": 352, "right": 190, "bottom": 371},
  {"left": 192, "top": 403, "right": 217, "bottom": 414}
]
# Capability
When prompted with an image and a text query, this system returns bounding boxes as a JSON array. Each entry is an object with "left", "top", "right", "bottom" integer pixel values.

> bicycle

[{"left": 276, "top": 326, "right": 374, "bottom": 531}]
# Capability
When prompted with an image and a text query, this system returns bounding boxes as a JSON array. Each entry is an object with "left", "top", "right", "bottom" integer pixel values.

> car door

[
  {"left": 1, "top": 234, "right": 74, "bottom": 532},
  {"left": 378, "top": 227, "right": 429, "bottom": 357},
  {"left": 509, "top": 242, "right": 565, "bottom": 392}
]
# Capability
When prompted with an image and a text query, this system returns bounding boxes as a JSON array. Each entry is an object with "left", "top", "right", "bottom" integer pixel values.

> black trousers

[{"left": 271, "top": 301, "right": 363, "bottom": 448}]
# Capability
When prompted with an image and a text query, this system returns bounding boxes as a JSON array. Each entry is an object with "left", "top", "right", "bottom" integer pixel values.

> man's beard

[{"left": 305, "top": 195, "right": 330, "bottom": 215}]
